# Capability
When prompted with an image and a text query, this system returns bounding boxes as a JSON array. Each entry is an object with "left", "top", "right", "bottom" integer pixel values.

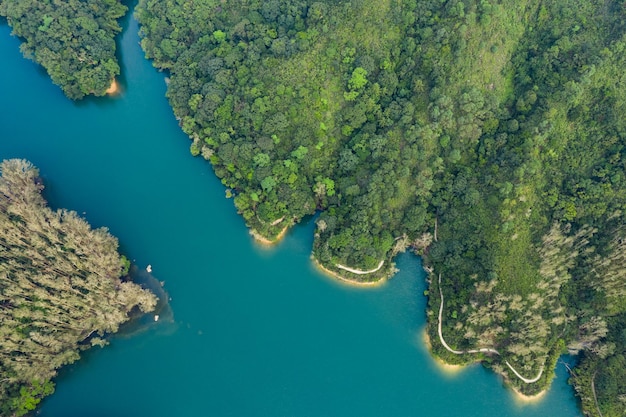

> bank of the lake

[
  {"left": 250, "top": 224, "right": 291, "bottom": 246},
  {"left": 311, "top": 257, "right": 387, "bottom": 288},
  {"left": 0, "top": 14, "right": 583, "bottom": 417}
]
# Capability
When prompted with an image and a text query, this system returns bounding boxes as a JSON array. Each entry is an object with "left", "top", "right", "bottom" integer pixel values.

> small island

[{"left": 0, "top": 159, "right": 157, "bottom": 416}]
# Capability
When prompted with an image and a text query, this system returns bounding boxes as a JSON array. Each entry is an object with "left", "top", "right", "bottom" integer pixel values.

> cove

[{"left": 0, "top": 11, "right": 583, "bottom": 417}]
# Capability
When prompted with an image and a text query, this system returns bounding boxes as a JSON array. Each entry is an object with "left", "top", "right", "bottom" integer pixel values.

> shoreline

[
  {"left": 311, "top": 257, "right": 386, "bottom": 288},
  {"left": 422, "top": 330, "right": 466, "bottom": 374},
  {"left": 510, "top": 386, "right": 548, "bottom": 403},
  {"left": 106, "top": 79, "right": 119, "bottom": 95},
  {"left": 250, "top": 224, "right": 290, "bottom": 246},
  {"left": 422, "top": 330, "right": 548, "bottom": 401}
]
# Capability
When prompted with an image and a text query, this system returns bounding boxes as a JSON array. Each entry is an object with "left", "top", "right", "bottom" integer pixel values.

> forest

[
  {"left": 1, "top": 0, "right": 625, "bottom": 415},
  {"left": 0, "top": 0, "right": 126, "bottom": 99},
  {"left": 134, "top": 0, "right": 626, "bottom": 415},
  {"left": 0, "top": 159, "right": 156, "bottom": 417}
]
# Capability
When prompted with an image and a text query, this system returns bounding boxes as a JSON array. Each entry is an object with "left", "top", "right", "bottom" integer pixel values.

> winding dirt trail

[
  {"left": 336, "top": 260, "right": 384, "bottom": 275},
  {"left": 591, "top": 371, "right": 604, "bottom": 417},
  {"left": 437, "top": 273, "right": 545, "bottom": 384}
]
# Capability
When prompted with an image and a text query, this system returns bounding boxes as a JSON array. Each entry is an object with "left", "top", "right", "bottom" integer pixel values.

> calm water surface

[{"left": 0, "top": 13, "right": 582, "bottom": 417}]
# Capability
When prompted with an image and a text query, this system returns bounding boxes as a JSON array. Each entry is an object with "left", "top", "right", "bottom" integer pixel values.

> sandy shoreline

[
  {"left": 106, "top": 79, "right": 119, "bottom": 95},
  {"left": 422, "top": 330, "right": 466, "bottom": 374},
  {"left": 250, "top": 225, "right": 386, "bottom": 287},
  {"left": 250, "top": 225, "right": 290, "bottom": 246},
  {"left": 510, "top": 386, "right": 547, "bottom": 403},
  {"left": 311, "top": 257, "right": 386, "bottom": 288},
  {"left": 422, "top": 330, "right": 548, "bottom": 400}
]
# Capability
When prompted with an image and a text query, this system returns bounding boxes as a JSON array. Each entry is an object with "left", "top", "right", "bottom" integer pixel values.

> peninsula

[
  {"left": 0, "top": 159, "right": 157, "bottom": 417},
  {"left": 0, "top": 0, "right": 127, "bottom": 99}
]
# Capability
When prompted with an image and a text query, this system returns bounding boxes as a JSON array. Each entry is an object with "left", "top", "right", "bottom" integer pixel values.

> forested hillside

[
  {"left": 135, "top": 0, "right": 626, "bottom": 414},
  {"left": 0, "top": 0, "right": 127, "bottom": 99},
  {"left": 136, "top": 0, "right": 434, "bottom": 277},
  {"left": 0, "top": 159, "right": 157, "bottom": 417}
]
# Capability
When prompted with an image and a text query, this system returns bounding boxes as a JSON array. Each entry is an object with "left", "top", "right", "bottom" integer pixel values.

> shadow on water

[
  {"left": 114, "top": 264, "right": 175, "bottom": 339},
  {"left": 0, "top": 18, "right": 61, "bottom": 88},
  {"left": 37, "top": 265, "right": 174, "bottom": 415},
  {"left": 115, "top": 0, "right": 141, "bottom": 92}
]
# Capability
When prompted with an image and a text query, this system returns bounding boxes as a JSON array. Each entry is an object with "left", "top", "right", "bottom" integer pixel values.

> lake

[{"left": 0, "top": 10, "right": 583, "bottom": 417}]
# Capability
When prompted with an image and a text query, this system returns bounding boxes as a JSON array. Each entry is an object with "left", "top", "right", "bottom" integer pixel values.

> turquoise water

[{"left": 0, "top": 13, "right": 582, "bottom": 417}]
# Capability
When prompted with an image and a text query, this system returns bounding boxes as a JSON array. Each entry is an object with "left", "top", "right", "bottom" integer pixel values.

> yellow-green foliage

[
  {"left": 134, "top": 0, "right": 626, "bottom": 409},
  {"left": 0, "top": 159, "right": 157, "bottom": 416}
]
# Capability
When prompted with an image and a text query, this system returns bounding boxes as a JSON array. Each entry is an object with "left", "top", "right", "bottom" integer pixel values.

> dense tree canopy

[
  {"left": 0, "top": 0, "right": 127, "bottom": 99},
  {"left": 0, "top": 159, "right": 157, "bottom": 416},
  {"left": 136, "top": 0, "right": 626, "bottom": 413}
]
